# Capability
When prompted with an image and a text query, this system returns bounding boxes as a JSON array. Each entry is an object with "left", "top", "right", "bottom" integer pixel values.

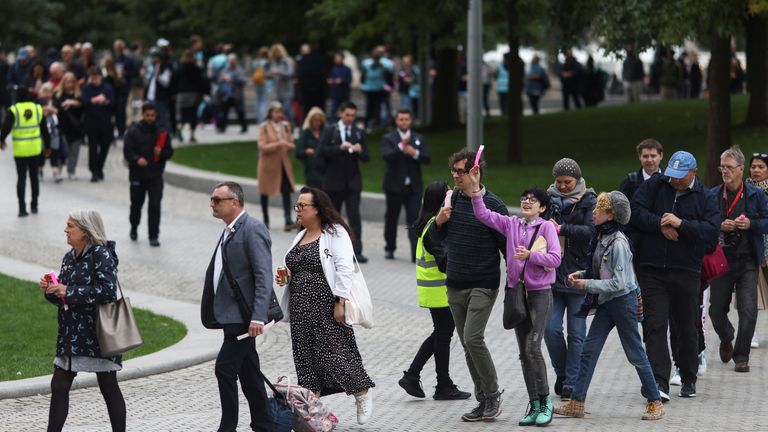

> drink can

[{"left": 276, "top": 266, "right": 289, "bottom": 284}]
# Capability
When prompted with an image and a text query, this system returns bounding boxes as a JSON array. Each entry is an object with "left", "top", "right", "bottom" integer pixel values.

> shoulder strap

[
  {"left": 628, "top": 171, "right": 639, "bottom": 185},
  {"left": 220, "top": 240, "right": 253, "bottom": 322},
  {"left": 520, "top": 224, "right": 542, "bottom": 281}
]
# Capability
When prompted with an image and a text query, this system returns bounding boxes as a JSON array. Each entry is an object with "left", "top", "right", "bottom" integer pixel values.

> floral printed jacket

[{"left": 45, "top": 241, "right": 121, "bottom": 364}]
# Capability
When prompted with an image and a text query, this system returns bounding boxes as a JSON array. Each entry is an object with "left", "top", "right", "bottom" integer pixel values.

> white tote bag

[{"left": 344, "top": 256, "right": 374, "bottom": 328}]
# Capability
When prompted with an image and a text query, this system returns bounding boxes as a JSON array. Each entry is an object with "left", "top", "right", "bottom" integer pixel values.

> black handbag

[
  {"left": 221, "top": 245, "right": 284, "bottom": 324},
  {"left": 503, "top": 225, "right": 540, "bottom": 330}
]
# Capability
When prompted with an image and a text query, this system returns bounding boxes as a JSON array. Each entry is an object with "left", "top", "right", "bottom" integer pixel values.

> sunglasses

[{"left": 753, "top": 153, "right": 768, "bottom": 158}]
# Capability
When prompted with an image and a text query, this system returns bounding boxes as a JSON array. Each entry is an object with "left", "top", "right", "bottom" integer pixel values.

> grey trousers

[
  {"left": 709, "top": 256, "right": 758, "bottom": 363},
  {"left": 447, "top": 287, "right": 499, "bottom": 401},
  {"left": 66, "top": 138, "right": 83, "bottom": 176}
]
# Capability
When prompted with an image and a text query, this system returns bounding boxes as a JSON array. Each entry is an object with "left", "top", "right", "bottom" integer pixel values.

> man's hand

[
  {"left": 153, "top": 146, "right": 162, "bottom": 157},
  {"left": 248, "top": 322, "right": 264, "bottom": 337},
  {"left": 352, "top": 143, "right": 362, "bottom": 153},
  {"left": 721, "top": 219, "right": 736, "bottom": 232},
  {"left": 435, "top": 206, "right": 452, "bottom": 227},
  {"left": 44, "top": 148, "right": 52, "bottom": 157},
  {"left": 403, "top": 145, "right": 417, "bottom": 157},
  {"left": 333, "top": 301, "right": 346, "bottom": 324},
  {"left": 340, "top": 141, "right": 352, "bottom": 151},
  {"left": 305, "top": 148, "right": 315, "bottom": 157},
  {"left": 661, "top": 225, "right": 679, "bottom": 241},
  {"left": 661, "top": 213, "right": 682, "bottom": 228},
  {"left": 735, "top": 216, "right": 751, "bottom": 231},
  {"left": 137, "top": 157, "right": 148, "bottom": 167}
]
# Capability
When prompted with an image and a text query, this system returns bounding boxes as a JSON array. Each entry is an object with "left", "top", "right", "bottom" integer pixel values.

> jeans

[
  {"left": 254, "top": 84, "right": 269, "bottom": 123},
  {"left": 709, "top": 255, "right": 758, "bottom": 363},
  {"left": 515, "top": 289, "right": 553, "bottom": 400},
  {"left": 406, "top": 307, "right": 456, "bottom": 388},
  {"left": 544, "top": 291, "right": 586, "bottom": 390},
  {"left": 571, "top": 291, "right": 661, "bottom": 402},
  {"left": 638, "top": 268, "right": 700, "bottom": 393},
  {"left": 447, "top": 287, "right": 499, "bottom": 401},
  {"left": 129, "top": 177, "right": 164, "bottom": 240}
]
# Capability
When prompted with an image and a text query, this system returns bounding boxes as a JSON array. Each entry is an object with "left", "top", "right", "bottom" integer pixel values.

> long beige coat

[{"left": 257, "top": 121, "right": 296, "bottom": 196}]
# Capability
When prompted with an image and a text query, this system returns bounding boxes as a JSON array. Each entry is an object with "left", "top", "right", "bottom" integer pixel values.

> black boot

[
  {"left": 18, "top": 203, "right": 28, "bottom": 218},
  {"left": 30, "top": 201, "right": 38, "bottom": 214}
]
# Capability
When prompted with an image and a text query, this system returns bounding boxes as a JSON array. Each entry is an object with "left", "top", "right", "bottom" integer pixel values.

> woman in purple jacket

[{"left": 466, "top": 167, "right": 561, "bottom": 426}]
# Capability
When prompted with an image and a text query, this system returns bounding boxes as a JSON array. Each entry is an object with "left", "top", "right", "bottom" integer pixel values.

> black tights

[
  {"left": 48, "top": 368, "right": 126, "bottom": 432},
  {"left": 260, "top": 165, "right": 294, "bottom": 228}
]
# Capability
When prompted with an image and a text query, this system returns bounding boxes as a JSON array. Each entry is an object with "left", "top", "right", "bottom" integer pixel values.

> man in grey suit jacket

[{"left": 201, "top": 181, "right": 274, "bottom": 432}]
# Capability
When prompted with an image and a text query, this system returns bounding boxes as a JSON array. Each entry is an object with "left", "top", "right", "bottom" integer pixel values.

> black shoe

[
  {"left": 561, "top": 386, "right": 572, "bottom": 401},
  {"left": 554, "top": 375, "right": 565, "bottom": 396},
  {"left": 356, "top": 254, "right": 368, "bottom": 263},
  {"left": 643, "top": 383, "right": 670, "bottom": 403},
  {"left": 433, "top": 385, "right": 471, "bottom": 400},
  {"left": 720, "top": 340, "right": 734, "bottom": 363},
  {"left": 482, "top": 391, "right": 503, "bottom": 421},
  {"left": 398, "top": 372, "right": 425, "bottom": 398},
  {"left": 129, "top": 228, "right": 138, "bottom": 241},
  {"left": 461, "top": 401, "right": 486, "bottom": 422},
  {"left": 734, "top": 361, "right": 750, "bottom": 373},
  {"left": 384, "top": 250, "right": 395, "bottom": 260},
  {"left": 149, "top": 238, "right": 160, "bottom": 247},
  {"left": 90, "top": 176, "right": 99, "bottom": 183},
  {"left": 18, "top": 209, "right": 29, "bottom": 217},
  {"left": 679, "top": 382, "right": 696, "bottom": 398},
  {"left": 30, "top": 203, "right": 37, "bottom": 214}
]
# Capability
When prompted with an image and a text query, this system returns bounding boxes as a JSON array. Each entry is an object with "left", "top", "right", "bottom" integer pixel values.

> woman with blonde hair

[
  {"left": 40, "top": 209, "right": 126, "bottom": 431},
  {"left": 296, "top": 106, "right": 326, "bottom": 188},
  {"left": 54, "top": 72, "right": 84, "bottom": 179},
  {"left": 267, "top": 43, "right": 294, "bottom": 123},
  {"left": 258, "top": 101, "right": 296, "bottom": 231}
]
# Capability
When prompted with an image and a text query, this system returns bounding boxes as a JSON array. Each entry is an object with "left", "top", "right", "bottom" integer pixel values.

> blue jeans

[
  {"left": 544, "top": 291, "right": 586, "bottom": 390},
  {"left": 571, "top": 292, "right": 660, "bottom": 402}
]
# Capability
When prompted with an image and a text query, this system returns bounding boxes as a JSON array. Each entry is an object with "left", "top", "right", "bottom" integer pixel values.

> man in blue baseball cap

[{"left": 629, "top": 150, "right": 719, "bottom": 401}]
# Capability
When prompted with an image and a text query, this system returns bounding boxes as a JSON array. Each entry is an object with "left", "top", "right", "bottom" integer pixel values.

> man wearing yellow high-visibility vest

[
  {"left": 398, "top": 181, "right": 472, "bottom": 401},
  {"left": 0, "top": 86, "right": 50, "bottom": 217}
]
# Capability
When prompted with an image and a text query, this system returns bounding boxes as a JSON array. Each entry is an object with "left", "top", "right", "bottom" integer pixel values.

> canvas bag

[
  {"left": 344, "top": 256, "right": 374, "bottom": 328},
  {"left": 97, "top": 280, "right": 144, "bottom": 356},
  {"left": 273, "top": 376, "right": 338, "bottom": 432}
]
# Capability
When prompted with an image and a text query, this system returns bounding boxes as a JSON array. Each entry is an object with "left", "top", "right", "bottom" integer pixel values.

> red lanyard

[{"left": 722, "top": 182, "right": 744, "bottom": 218}]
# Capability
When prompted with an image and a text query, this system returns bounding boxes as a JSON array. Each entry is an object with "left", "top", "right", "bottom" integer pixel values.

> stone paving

[{"left": 1, "top": 127, "right": 767, "bottom": 431}]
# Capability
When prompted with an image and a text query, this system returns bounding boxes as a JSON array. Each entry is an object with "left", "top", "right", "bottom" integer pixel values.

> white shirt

[
  {"left": 337, "top": 120, "right": 352, "bottom": 142},
  {"left": 213, "top": 210, "right": 246, "bottom": 294},
  {"left": 642, "top": 168, "right": 660, "bottom": 181}
]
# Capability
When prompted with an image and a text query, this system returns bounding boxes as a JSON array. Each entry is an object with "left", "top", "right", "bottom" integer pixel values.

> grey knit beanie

[
  {"left": 552, "top": 158, "right": 582, "bottom": 179},
  {"left": 608, "top": 191, "right": 631, "bottom": 225}
]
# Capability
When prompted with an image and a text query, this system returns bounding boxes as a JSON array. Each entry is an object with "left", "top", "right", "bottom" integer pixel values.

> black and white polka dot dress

[{"left": 286, "top": 238, "right": 375, "bottom": 396}]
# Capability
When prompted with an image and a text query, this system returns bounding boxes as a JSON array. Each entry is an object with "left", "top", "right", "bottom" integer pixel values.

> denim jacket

[{"left": 577, "top": 231, "right": 638, "bottom": 305}]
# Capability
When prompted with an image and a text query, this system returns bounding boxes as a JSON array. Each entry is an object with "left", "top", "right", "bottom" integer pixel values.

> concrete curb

[{"left": 0, "top": 255, "right": 267, "bottom": 400}]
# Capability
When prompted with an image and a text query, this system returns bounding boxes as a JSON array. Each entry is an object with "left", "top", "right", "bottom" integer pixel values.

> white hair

[
  {"left": 721, "top": 145, "right": 745, "bottom": 166},
  {"left": 68, "top": 209, "right": 108, "bottom": 248}
]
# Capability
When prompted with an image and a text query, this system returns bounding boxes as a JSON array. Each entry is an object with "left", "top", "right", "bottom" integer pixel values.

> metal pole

[{"left": 466, "top": 0, "right": 483, "bottom": 151}]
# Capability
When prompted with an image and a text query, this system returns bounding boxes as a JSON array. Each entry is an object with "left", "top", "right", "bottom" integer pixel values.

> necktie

[{"left": 345, "top": 127, "right": 351, "bottom": 142}]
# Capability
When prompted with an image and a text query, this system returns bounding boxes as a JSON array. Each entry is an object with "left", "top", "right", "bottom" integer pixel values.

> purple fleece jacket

[{"left": 472, "top": 195, "right": 561, "bottom": 290}]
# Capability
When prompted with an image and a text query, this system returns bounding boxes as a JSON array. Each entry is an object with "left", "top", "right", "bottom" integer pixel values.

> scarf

[
  {"left": 746, "top": 177, "right": 768, "bottom": 193},
  {"left": 547, "top": 177, "right": 588, "bottom": 211}
]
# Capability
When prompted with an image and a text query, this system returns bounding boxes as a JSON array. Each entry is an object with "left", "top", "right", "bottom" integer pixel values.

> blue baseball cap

[
  {"left": 16, "top": 48, "right": 28, "bottom": 61},
  {"left": 664, "top": 151, "right": 697, "bottom": 178}
]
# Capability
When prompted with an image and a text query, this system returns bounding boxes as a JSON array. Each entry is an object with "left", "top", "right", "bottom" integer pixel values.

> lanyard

[{"left": 722, "top": 182, "right": 744, "bottom": 218}]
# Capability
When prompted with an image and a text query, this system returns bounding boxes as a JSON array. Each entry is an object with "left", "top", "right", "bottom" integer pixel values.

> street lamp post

[{"left": 467, "top": 0, "right": 483, "bottom": 151}]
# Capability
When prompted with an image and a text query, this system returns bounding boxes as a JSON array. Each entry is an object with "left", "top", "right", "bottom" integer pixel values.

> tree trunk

[
  {"left": 432, "top": 47, "right": 459, "bottom": 130},
  {"left": 705, "top": 33, "right": 732, "bottom": 186},
  {"left": 506, "top": 0, "right": 524, "bottom": 163},
  {"left": 745, "top": 13, "right": 768, "bottom": 126}
]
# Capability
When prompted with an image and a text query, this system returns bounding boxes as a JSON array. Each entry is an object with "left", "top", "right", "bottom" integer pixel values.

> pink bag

[
  {"left": 701, "top": 244, "right": 730, "bottom": 281},
  {"left": 273, "top": 376, "right": 338, "bottom": 432}
]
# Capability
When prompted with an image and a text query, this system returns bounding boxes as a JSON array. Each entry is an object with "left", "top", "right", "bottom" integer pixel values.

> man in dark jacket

[
  {"left": 630, "top": 151, "right": 719, "bottom": 400},
  {"left": 123, "top": 102, "right": 173, "bottom": 247},
  {"left": 81, "top": 67, "right": 115, "bottom": 182},
  {"left": 620, "top": 139, "right": 664, "bottom": 202},
  {"left": 428, "top": 148, "right": 507, "bottom": 422},
  {"left": 381, "top": 108, "right": 431, "bottom": 261},
  {"left": 709, "top": 147, "right": 768, "bottom": 374}
]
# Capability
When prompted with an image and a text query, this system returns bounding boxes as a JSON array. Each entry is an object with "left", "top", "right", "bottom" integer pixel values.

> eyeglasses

[
  {"left": 294, "top": 203, "right": 315, "bottom": 211},
  {"left": 210, "top": 197, "right": 235, "bottom": 205},
  {"left": 519, "top": 196, "right": 540, "bottom": 204},
  {"left": 718, "top": 164, "right": 743, "bottom": 172},
  {"left": 450, "top": 168, "right": 470, "bottom": 177}
]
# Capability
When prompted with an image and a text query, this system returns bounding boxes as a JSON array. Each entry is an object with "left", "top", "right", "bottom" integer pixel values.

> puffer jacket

[
  {"left": 45, "top": 241, "right": 121, "bottom": 364},
  {"left": 549, "top": 190, "right": 597, "bottom": 293}
]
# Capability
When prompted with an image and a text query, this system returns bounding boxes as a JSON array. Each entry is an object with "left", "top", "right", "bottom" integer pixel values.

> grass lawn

[
  {"left": 0, "top": 273, "right": 187, "bottom": 381},
  {"left": 173, "top": 95, "right": 768, "bottom": 204}
]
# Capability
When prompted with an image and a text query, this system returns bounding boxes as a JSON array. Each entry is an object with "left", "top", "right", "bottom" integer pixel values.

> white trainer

[
  {"left": 697, "top": 353, "right": 707, "bottom": 376},
  {"left": 752, "top": 334, "right": 759, "bottom": 349},
  {"left": 670, "top": 368, "right": 682, "bottom": 386},
  {"left": 355, "top": 390, "right": 373, "bottom": 425}
]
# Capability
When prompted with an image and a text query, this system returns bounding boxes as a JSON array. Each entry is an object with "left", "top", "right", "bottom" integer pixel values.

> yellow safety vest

[
  {"left": 415, "top": 217, "right": 448, "bottom": 308},
  {"left": 10, "top": 102, "right": 43, "bottom": 157}
]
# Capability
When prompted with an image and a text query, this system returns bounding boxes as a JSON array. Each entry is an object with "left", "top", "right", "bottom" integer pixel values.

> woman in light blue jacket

[{"left": 554, "top": 191, "right": 664, "bottom": 421}]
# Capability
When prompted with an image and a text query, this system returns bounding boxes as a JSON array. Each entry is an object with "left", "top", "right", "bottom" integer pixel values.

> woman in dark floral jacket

[{"left": 40, "top": 209, "right": 125, "bottom": 432}]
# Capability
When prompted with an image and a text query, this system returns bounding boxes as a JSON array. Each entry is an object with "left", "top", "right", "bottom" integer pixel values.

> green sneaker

[
  {"left": 536, "top": 394, "right": 553, "bottom": 426},
  {"left": 519, "top": 399, "right": 540, "bottom": 426}
]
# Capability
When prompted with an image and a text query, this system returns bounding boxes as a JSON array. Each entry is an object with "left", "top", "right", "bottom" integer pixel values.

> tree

[
  {"left": 0, "top": 0, "right": 63, "bottom": 48},
  {"left": 745, "top": 3, "right": 768, "bottom": 126}
]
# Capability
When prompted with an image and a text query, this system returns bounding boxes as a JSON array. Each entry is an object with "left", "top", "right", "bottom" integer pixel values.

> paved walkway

[{"left": 0, "top": 129, "right": 767, "bottom": 431}]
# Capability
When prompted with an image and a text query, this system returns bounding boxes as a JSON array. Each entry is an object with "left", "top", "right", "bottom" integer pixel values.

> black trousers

[
  {"left": 327, "top": 189, "right": 363, "bottom": 255},
  {"left": 115, "top": 92, "right": 129, "bottom": 137},
  {"left": 561, "top": 87, "right": 582, "bottom": 110},
  {"left": 406, "top": 307, "right": 456, "bottom": 388},
  {"left": 129, "top": 176, "right": 164, "bottom": 239},
  {"left": 14, "top": 156, "right": 40, "bottom": 209},
  {"left": 384, "top": 187, "right": 421, "bottom": 260},
  {"left": 670, "top": 279, "right": 707, "bottom": 366},
  {"left": 527, "top": 93, "right": 541, "bottom": 114},
  {"left": 87, "top": 122, "right": 113, "bottom": 178},
  {"left": 364, "top": 90, "right": 386, "bottom": 128},
  {"left": 219, "top": 98, "right": 247, "bottom": 132},
  {"left": 215, "top": 324, "right": 272, "bottom": 432},
  {"left": 638, "top": 268, "right": 700, "bottom": 393},
  {"left": 709, "top": 255, "right": 758, "bottom": 363}
]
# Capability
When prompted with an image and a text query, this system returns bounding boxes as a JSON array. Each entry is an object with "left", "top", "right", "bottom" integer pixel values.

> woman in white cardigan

[{"left": 277, "top": 186, "right": 375, "bottom": 425}]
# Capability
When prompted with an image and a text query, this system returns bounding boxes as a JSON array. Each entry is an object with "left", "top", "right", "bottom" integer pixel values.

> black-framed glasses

[
  {"left": 450, "top": 168, "right": 470, "bottom": 177},
  {"left": 294, "top": 203, "right": 315, "bottom": 211},
  {"left": 519, "top": 196, "right": 540, "bottom": 204},
  {"left": 210, "top": 197, "right": 235, "bottom": 205}
]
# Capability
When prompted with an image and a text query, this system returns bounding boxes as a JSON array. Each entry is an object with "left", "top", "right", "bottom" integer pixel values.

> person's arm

[
  {"left": 341, "top": 67, "right": 352, "bottom": 85},
  {"left": 1, "top": 110, "right": 15, "bottom": 142},
  {"left": 329, "top": 228, "right": 356, "bottom": 299},
  {"left": 422, "top": 224, "right": 447, "bottom": 272},
  {"left": 357, "top": 130, "right": 370, "bottom": 162},
  {"left": 629, "top": 176, "right": 663, "bottom": 233},
  {"left": 381, "top": 133, "right": 400, "bottom": 162},
  {"left": 560, "top": 198, "right": 596, "bottom": 242},
  {"left": 471, "top": 194, "right": 511, "bottom": 235},
  {"left": 527, "top": 222, "right": 563, "bottom": 268},
  {"left": 257, "top": 125, "right": 282, "bottom": 154},
  {"left": 317, "top": 126, "right": 342, "bottom": 158},
  {"left": 39, "top": 115, "right": 50, "bottom": 150},
  {"left": 282, "top": 123, "right": 296, "bottom": 151},
  {"left": 246, "top": 222, "right": 273, "bottom": 323},
  {"left": 64, "top": 248, "right": 118, "bottom": 305},
  {"left": 676, "top": 187, "right": 720, "bottom": 243},
  {"left": 160, "top": 130, "right": 174, "bottom": 161},
  {"left": 415, "top": 134, "right": 431, "bottom": 165},
  {"left": 295, "top": 130, "right": 309, "bottom": 160},
  {"left": 748, "top": 190, "right": 768, "bottom": 235},
  {"left": 584, "top": 239, "right": 634, "bottom": 294}
]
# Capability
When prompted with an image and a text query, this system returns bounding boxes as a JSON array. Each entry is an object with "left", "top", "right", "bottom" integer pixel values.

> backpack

[
  {"left": 273, "top": 376, "right": 338, "bottom": 431},
  {"left": 252, "top": 66, "right": 266, "bottom": 86}
]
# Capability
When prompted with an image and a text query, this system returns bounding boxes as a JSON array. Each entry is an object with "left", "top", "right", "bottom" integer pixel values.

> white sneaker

[
  {"left": 670, "top": 368, "right": 682, "bottom": 386},
  {"left": 697, "top": 353, "right": 707, "bottom": 376},
  {"left": 355, "top": 391, "right": 373, "bottom": 425},
  {"left": 752, "top": 334, "right": 759, "bottom": 348}
]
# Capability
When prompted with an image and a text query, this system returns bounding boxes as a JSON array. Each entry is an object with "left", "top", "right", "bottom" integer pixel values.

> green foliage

[{"left": 0, "top": 0, "right": 64, "bottom": 47}]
